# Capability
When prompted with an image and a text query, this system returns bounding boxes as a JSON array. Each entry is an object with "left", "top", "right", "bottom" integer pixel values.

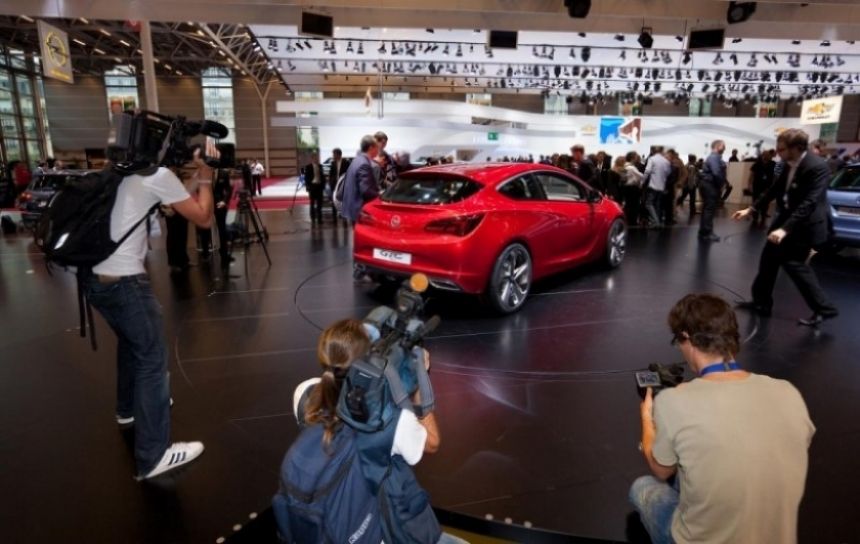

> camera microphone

[{"left": 199, "top": 120, "right": 229, "bottom": 139}]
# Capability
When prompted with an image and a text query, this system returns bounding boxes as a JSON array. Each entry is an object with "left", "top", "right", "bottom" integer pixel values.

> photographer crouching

[
  {"left": 630, "top": 294, "right": 815, "bottom": 544},
  {"left": 273, "top": 276, "right": 467, "bottom": 543}
]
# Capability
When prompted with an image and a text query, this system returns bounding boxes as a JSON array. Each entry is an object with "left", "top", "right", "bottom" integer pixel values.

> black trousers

[
  {"left": 698, "top": 182, "right": 720, "bottom": 237},
  {"left": 197, "top": 226, "right": 211, "bottom": 258},
  {"left": 165, "top": 213, "right": 189, "bottom": 268},
  {"left": 252, "top": 174, "right": 262, "bottom": 195},
  {"left": 676, "top": 185, "right": 697, "bottom": 213},
  {"left": 622, "top": 185, "right": 641, "bottom": 226},
  {"left": 215, "top": 207, "right": 229, "bottom": 262},
  {"left": 752, "top": 239, "right": 837, "bottom": 314},
  {"left": 662, "top": 184, "right": 676, "bottom": 225},
  {"left": 308, "top": 186, "right": 324, "bottom": 222}
]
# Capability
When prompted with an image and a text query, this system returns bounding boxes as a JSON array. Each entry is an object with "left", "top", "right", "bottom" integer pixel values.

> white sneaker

[
  {"left": 116, "top": 397, "right": 174, "bottom": 426},
  {"left": 137, "top": 441, "right": 205, "bottom": 480}
]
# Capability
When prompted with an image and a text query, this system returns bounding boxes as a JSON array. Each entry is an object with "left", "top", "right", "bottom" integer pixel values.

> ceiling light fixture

[
  {"left": 99, "top": 29, "right": 111, "bottom": 36},
  {"left": 93, "top": 48, "right": 105, "bottom": 55},
  {"left": 638, "top": 27, "right": 654, "bottom": 49},
  {"left": 119, "top": 39, "right": 131, "bottom": 47},
  {"left": 727, "top": 2, "right": 757, "bottom": 24},
  {"left": 20, "top": 15, "right": 34, "bottom": 23},
  {"left": 72, "top": 38, "right": 86, "bottom": 46},
  {"left": 79, "top": 17, "right": 89, "bottom": 24}
]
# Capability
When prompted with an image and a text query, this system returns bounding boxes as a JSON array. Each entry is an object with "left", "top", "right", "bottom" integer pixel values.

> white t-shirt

[
  {"left": 253, "top": 163, "right": 265, "bottom": 176},
  {"left": 92, "top": 167, "right": 190, "bottom": 276},
  {"left": 293, "top": 378, "right": 428, "bottom": 465}
]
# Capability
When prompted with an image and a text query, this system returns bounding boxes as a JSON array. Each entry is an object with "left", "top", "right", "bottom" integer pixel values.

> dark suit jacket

[
  {"left": 328, "top": 158, "right": 350, "bottom": 191},
  {"left": 342, "top": 154, "right": 379, "bottom": 222},
  {"left": 303, "top": 163, "right": 324, "bottom": 194},
  {"left": 754, "top": 152, "right": 831, "bottom": 247}
]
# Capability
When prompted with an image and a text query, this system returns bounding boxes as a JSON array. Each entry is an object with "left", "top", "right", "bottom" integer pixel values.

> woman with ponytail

[{"left": 278, "top": 319, "right": 460, "bottom": 544}]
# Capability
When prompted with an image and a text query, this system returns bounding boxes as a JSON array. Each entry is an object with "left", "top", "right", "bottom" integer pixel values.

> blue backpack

[{"left": 272, "top": 424, "right": 383, "bottom": 544}]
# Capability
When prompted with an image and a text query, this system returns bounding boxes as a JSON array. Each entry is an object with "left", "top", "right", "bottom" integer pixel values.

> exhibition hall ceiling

[{"left": 2, "top": 1, "right": 860, "bottom": 99}]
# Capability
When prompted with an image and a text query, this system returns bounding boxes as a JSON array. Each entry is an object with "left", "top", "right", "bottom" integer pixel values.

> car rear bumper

[
  {"left": 830, "top": 206, "right": 860, "bottom": 246},
  {"left": 353, "top": 227, "right": 490, "bottom": 294}
]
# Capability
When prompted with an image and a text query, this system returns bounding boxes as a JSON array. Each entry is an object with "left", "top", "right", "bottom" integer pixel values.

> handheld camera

[
  {"left": 336, "top": 274, "right": 440, "bottom": 433},
  {"left": 634, "top": 362, "right": 686, "bottom": 399}
]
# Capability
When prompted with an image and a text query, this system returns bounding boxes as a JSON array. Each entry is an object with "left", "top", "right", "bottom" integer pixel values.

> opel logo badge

[{"left": 391, "top": 215, "right": 401, "bottom": 228}]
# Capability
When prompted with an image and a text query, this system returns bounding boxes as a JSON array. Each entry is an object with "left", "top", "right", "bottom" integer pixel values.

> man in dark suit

[
  {"left": 303, "top": 151, "right": 324, "bottom": 224},
  {"left": 732, "top": 129, "right": 838, "bottom": 326},
  {"left": 328, "top": 148, "right": 350, "bottom": 222},
  {"left": 342, "top": 135, "right": 380, "bottom": 224}
]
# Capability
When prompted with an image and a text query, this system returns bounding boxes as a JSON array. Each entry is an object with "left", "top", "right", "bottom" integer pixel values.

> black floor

[{"left": 1, "top": 209, "right": 859, "bottom": 543}]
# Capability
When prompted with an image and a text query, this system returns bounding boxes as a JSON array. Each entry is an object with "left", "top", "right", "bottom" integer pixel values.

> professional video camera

[
  {"left": 634, "top": 362, "right": 686, "bottom": 399},
  {"left": 107, "top": 109, "right": 236, "bottom": 173},
  {"left": 336, "top": 273, "right": 440, "bottom": 432}
]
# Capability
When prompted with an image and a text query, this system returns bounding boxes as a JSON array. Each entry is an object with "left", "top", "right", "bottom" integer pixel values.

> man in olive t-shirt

[{"left": 630, "top": 293, "right": 815, "bottom": 544}]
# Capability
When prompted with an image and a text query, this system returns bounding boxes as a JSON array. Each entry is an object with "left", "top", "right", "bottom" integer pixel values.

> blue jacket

[
  {"left": 701, "top": 152, "right": 727, "bottom": 188},
  {"left": 342, "top": 153, "right": 380, "bottom": 222}
]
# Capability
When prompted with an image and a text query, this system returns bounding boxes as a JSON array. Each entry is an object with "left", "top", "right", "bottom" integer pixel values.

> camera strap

[{"left": 699, "top": 360, "right": 741, "bottom": 376}]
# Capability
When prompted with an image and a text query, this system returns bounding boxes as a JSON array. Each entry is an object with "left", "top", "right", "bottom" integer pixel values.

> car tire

[
  {"left": 604, "top": 218, "right": 627, "bottom": 268},
  {"left": 486, "top": 243, "right": 532, "bottom": 314}
]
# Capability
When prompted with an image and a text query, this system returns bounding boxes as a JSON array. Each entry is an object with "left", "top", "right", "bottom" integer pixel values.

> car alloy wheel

[
  {"left": 606, "top": 219, "right": 627, "bottom": 268},
  {"left": 489, "top": 243, "right": 531, "bottom": 313}
]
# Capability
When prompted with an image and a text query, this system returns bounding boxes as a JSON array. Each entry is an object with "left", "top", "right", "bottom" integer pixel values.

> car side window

[
  {"left": 498, "top": 175, "right": 543, "bottom": 201},
  {"left": 534, "top": 172, "right": 585, "bottom": 202}
]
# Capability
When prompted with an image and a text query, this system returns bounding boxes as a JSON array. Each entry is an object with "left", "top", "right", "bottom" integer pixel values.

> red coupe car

[{"left": 353, "top": 163, "right": 627, "bottom": 313}]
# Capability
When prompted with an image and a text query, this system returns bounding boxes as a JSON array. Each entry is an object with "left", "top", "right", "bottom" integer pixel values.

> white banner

[
  {"left": 801, "top": 96, "right": 842, "bottom": 125},
  {"left": 38, "top": 20, "right": 74, "bottom": 84}
]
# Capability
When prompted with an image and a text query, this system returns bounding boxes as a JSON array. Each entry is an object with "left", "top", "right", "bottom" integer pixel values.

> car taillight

[
  {"left": 358, "top": 210, "right": 375, "bottom": 225},
  {"left": 18, "top": 192, "right": 32, "bottom": 203},
  {"left": 425, "top": 213, "right": 485, "bottom": 236}
]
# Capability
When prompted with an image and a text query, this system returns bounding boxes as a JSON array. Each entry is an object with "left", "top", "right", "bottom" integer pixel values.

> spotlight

[
  {"left": 378, "top": 42, "right": 387, "bottom": 54},
  {"left": 675, "top": 36, "right": 684, "bottom": 42},
  {"left": 346, "top": 41, "right": 354, "bottom": 53},
  {"left": 792, "top": 40, "right": 801, "bottom": 45},
  {"left": 821, "top": 40, "right": 831, "bottom": 47},
  {"left": 727, "top": 2, "right": 757, "bottom": 24},
  {"left": 682, "top": 51, "right": 692, "bottom": 64},
  {"left": 619, "top": 50, "right": 627, "bottom": 60},
  {"left": 614, "top": 34, "right": 625, "bottom": 42},
  {"left": 581, "top": 47, "right": 591, "bottom": 62},
  {"left": 638, "top": 27, "right": 654, "bottom": 49},
  {"left": 357, "top": 42, "right": 364, "bottom": 54},
  {"left": 564, "top": 0, "right": 592, "bottom": 18},
  {"left": 732, "top": 38, "right": 743, "bottom": 44},
  {"left": 578, "top": 32, "right": 586, "bottom": 38},
  {"left": 570, "top": 48, "right": 577, "bottom": 59}
]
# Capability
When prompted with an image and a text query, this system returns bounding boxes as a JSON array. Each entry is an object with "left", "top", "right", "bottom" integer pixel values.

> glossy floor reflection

[{"left": 1, "top": 209, "right": 858, "bottom": 543}]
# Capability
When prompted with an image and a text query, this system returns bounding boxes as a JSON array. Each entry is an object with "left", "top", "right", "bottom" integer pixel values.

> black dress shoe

[
  {"left": 798, "top": 310, "right": 839, "bottom": 327},
  {"left": 736, "top": 300, "right": 772, "bottom": 317}
]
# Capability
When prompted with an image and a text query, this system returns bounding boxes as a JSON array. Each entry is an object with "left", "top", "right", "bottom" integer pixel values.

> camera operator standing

[
  {"left": 84, "top": 141, "right": 218, "bottom": 480},
  {"left": 630, "top": 293, "right": 814, "bottom": 544}
]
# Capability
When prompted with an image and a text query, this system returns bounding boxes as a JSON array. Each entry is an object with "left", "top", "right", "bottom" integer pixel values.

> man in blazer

[
  {"left": 733, "top": 129, "right": 838, "bottom": 326},
  {"left": 328, "top": 148, "right": 350, "bottom": 222},
  {"left": 342, "top": 135, "right": 380, "bottom": 223},
  {"left": 303, "top": 151, "right": 325, "bottom": 224}
]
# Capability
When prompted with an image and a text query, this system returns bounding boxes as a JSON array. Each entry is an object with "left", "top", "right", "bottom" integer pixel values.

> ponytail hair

[{"left": 304, "top": 319, "right": 370, "bottom": 448}]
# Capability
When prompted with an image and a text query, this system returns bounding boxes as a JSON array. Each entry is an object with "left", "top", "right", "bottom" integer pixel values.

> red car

[{"left": 353, "top": 163, "right": 627, "bottom": 313}]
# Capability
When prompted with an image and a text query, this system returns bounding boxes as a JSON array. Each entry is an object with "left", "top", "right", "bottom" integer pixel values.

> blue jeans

[
  {"left": 629, "top": 475, "right": 679, "bottom": 544},
  {"left": 645, "top": 188, "right": 665, "bottom": 227},
  {"left": 84, "top": 274, "right": 170, "bottom": 475}
]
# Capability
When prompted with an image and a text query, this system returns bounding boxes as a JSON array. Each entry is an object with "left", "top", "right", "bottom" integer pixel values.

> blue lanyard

[{"left": 699, "top": 361, "right": 741, "bottom": 377}]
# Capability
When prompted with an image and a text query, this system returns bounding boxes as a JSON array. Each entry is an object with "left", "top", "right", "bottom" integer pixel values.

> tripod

[
  {"left": 234, "top": 189, "right": 271, "bottom": 266},
  {"left": 289, "top": 174, "right": 306, "bottom": 215}
]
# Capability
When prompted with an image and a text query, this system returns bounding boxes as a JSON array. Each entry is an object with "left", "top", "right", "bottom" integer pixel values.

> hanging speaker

[
  {"left": 301, "top": 12, "right": 333, "bottom": 38},
  {"left": 688, "top": 28, "right": 725, "bottom": 50},
  {"left": 488, "top": 30, "right": 518, "bottom": 49}
]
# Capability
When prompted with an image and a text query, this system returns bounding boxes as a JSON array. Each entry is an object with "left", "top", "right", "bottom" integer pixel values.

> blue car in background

[{"left": 828, "top": 164, "right": 860, "bottom": 250}]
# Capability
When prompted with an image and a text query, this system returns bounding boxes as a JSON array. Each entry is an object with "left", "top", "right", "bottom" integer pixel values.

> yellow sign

[
  {"left": 801, "top": 96, "right": 842, "bottom": 125},
  {"left": 38, "top": 20, "right": 74, "bottom": 84}
]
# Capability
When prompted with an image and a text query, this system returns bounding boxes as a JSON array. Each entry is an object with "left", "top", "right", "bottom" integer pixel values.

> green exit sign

[{"left": 488, "top": 132, "right": 499, "bottom": 141}]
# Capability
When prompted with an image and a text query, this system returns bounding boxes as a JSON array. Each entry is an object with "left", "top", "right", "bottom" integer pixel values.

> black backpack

[{"left": 35, "top": 166, "right": 159, "bottom": 349}]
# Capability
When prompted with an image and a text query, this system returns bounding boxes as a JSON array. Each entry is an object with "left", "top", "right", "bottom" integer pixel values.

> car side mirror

[{"left": 587, "top": 190, "right": 602, "bottom": 203}]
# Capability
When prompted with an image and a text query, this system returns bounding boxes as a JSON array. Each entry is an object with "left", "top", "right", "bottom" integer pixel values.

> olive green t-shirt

[{"left": 652, "top": 374, "right": 815, "bottom": 544}]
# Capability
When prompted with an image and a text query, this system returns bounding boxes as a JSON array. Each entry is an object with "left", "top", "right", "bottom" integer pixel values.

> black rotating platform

[{"left": 0, "top": 212, "right": 858, "bottom": 543}]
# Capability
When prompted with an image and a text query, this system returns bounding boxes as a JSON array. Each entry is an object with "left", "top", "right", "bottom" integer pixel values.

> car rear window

[
  {"left": 830, "top": 168, "right": 860, "bottom": 192},
  {"left": 382, "top": 176, "right": 482, "bottom": 204}
]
